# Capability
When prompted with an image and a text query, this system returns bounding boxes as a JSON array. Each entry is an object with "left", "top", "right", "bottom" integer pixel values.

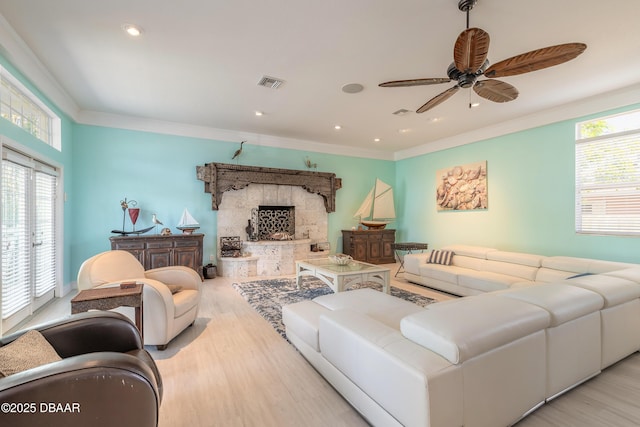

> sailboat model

[
  {"left": 177, "top": 208, "right": 200, "bottom": 234},
  {"left": 354, "top": 178, "right": 396, "bottom": 229}
]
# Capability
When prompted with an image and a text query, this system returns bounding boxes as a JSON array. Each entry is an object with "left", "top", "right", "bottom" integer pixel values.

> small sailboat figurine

[
  {"left": 353, "top": 178, "right": 396, "bottom": 229},
  {"left": 177, "top": 208, "right": 200, "bottom": 234}
]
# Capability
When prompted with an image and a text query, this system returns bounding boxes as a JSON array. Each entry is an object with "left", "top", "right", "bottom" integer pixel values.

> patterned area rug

[{"left": 232, "top": 276, "right": 436, "bottom": 339}]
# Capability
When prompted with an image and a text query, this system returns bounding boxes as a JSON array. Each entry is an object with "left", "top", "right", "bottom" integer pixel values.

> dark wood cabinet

[
  {"left": 110, "top": 234, "right": 204, "bottom": 279},
  {"left": 341, "top": 229, "right": 395, "bottom": 264}
]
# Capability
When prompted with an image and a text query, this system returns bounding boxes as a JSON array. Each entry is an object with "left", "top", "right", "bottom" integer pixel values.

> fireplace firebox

[{"left": 254, "top": 205, "right": 295, "bottom": 240}]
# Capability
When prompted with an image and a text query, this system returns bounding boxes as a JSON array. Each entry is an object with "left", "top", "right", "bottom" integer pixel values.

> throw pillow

[
  {"left": 166, "top": 285, "right": 182, "bottom": 294},
  {"left": 0, "top": 330, "right": 62, "bottom": 377},
  {"left": 427, "top": 250, "right": 455, "bottom": 266}
]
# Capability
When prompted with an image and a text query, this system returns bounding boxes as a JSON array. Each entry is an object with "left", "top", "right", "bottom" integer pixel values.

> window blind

[
  {"left": 1, "top": 158, "right": 31, "bottom": 319},
  {"left": 576, "top": 131, "right": 640, "bottom": 235},
  {"left": 33, "top": 170, "right": 56, "bottom": 297}
]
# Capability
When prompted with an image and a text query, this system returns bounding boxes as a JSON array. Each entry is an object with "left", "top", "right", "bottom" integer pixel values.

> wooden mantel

[{"left": 196, "top": 163, "right": 342, "bottom": 213}]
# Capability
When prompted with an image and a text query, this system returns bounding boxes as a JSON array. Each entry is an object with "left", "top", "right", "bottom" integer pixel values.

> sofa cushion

[
  {"left": 563, "top": 275, "right": 640, "bottom": 307},
  {"left": 442, "top": 244, "right": 496, "bottom": 259},
  {"left": 172, "top": 289, "right": 199, "bottom": 318},
  {"left": 535, "top": 267, "right": 576, "bottom": 283},
  {"left": 486, "top": 250, "right": 544, "bottom": 268},
  {"left": 313, "top": 288, "right": 424, "bottom": 330},
  {"left": 428, "top": 250, "right": 454, "bottom": 265},
  {"left": 603, "top": 267, "right": 640, "bottom": 284},
  {"left": 418, "top": 264, "right": 463, "bottom": 284},
  {"left": 403, "top": 253, "right": 429, "bottom": 275},
  {"left": 457, "top": 271, "right": 522, "bottom": 292},
  {"left": 542, "top": 257, "right": 590, "bottom": 274},
  {"left": 451, "top": 255, "right": 487, "bottom": 271},
  {"left": 484, "top": 259, "right": 539, "bottom": 281},
  {"left": 543, "top": 256, "right": 635, "bottom": 275},
  {"left": 587, "top": 260, "right": 637, "bottom": 274},
  {"left": 492, "top": 284, "right": 604, "bottom": 326},
  {"left": 0, "top": 330, "right": 62, "bottom": 377},
  {"left": 400, "top": 297, "right": 550, "bottom": 364},
  {"left": 282, "top": 300, "right": 331, "bottom": 351}
]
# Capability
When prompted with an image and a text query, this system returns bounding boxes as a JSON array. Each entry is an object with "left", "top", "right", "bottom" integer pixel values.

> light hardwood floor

[{"left": 14, "top": 262, "right": 640, "bottom": 426}]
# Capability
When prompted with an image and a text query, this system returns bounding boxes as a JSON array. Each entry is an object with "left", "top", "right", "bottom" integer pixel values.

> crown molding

[
  {"left": 76, "top": 110, "right": 395, "bottom": 160},
  {"left": 0, "top": 14, "right": 79, "bottom": 120}
]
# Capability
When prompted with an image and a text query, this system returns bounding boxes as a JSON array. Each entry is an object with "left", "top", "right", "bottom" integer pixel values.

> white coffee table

[{"left": 296, "top": 258, "right": 391, "bottom": 294}]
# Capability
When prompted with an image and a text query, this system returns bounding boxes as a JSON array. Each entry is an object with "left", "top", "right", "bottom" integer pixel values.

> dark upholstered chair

[{"left": 0, "top": 311, "right": 162, "bottom": 427}]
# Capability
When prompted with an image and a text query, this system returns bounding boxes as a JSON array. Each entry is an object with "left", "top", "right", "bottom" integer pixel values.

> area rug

[{"left": 232, "top": 276, "right": 436, "bottom": 340}]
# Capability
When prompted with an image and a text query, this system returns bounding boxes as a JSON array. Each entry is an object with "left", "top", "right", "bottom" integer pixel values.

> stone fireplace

[
  {"left": 216, "top": 184, "right": 328, "bottom": 276},
  {"left": 196, "top": 162, "right": 341, "bottom": 277}
]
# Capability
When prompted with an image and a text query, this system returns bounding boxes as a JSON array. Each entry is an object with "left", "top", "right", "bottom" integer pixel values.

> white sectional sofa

[
  {"left": 283, "top": 247, "right": 640, "bottom": 427},
  {"left": 403, "top": 244, "right": 634, "bottom": 296}
]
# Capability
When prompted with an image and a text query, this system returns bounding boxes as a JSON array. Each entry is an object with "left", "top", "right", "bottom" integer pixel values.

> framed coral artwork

[{"left": 436, "top": 161, "right": 487, "bottom": 211}]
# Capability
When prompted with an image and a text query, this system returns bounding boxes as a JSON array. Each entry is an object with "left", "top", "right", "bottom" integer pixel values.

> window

[
  {"left": 1, "top": 146, "right": 59, "bottom": 333},
  {"left": 0, "top": 66, "right": 61, "bottom": 150},
  {"left": 575, "top": 109, "right": 640, "bottom": 236}
]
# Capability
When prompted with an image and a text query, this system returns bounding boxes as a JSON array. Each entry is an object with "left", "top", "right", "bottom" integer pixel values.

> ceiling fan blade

[
  {"left": 473, "top": 79, "right": 519, "bottom": 103},
  {"left": 485, "top": 42, "right": 587, "bottom": 78},
  {"left": 454, "top": 27, "right": 490, "bottom": 74},
  {"left": 379, "top": 78, "right": 451, "bottom": 88},
  {"left": 416, "top": 86, "right": 460, "bottom": 113}
]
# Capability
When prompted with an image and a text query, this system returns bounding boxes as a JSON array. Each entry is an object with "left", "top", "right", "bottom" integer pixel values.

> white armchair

[{"left": 77, "top": 250, "right": 202, "bottom": 350}]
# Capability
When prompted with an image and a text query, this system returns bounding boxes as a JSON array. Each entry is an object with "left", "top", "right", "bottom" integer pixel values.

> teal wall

[
  {"left": 396, "top": 104, "right": 640, "bottom": 263},
  {"left": 70, "top": 125, "right": 395, "bottom": 276},
  {"left": 0, "top": 56, "right": 75, "bottom": 287},
  {"left": 4, "top": 49, "right": 640, "bottom": 289}
]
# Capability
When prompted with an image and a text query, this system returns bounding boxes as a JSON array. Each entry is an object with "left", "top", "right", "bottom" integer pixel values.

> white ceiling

[{"left": 1, "top": 0, "right": 639, "bottom": 159}]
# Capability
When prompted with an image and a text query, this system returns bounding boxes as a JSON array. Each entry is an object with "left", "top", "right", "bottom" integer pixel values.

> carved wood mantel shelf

[{"left": 196, "top": 163, "right": 342, "bottom": 213}]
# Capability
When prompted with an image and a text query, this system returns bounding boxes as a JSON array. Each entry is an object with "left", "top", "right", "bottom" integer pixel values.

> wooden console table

[
  {"left": 71, "top": 284, "right": 143, "bottom": 338},
  {"left": 110, "top": 233, "right": 204, "bottom": 279},
  {"left": 341, "top": 229, "right": 396, "bottom": 264}
]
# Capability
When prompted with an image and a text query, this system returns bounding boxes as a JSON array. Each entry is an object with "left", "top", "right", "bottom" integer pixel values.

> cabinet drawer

[
  {"left": 175, "top": 239, "right": 199, "bottom": 248},
  {"left": 113, "top": 241, "right": 145, "bottom": 250},
  {"left": 147, "top": 240, "right": 173, "bottom": 249}
]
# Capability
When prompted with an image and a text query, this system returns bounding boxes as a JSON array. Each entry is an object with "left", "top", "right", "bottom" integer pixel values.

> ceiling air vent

[
  {"left": 257, "top": 75, "right": 284, "bottom": 89},
  {"left": 393, "top": 108, "right": 411, "bottom": 116}
]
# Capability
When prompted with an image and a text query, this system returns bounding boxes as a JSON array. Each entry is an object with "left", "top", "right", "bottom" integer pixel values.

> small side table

[
  {"left": 71, "top": 284, "right": 144, "bottom": 338},
  {"left": 391, "top": 242, "right": 429, "bottom": 277}
]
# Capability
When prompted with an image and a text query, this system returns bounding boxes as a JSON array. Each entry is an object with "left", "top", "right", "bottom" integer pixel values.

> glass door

[{"left": 1, "top": 147, "right": 58, "bottom": 333}]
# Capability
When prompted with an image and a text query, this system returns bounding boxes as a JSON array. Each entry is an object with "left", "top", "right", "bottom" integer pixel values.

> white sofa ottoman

[
  {"left": 283, "top": 289, "right": 433, "bottom": 427},
  {"left": 490, "top": 284, "right": 605, "bottom": 399}
]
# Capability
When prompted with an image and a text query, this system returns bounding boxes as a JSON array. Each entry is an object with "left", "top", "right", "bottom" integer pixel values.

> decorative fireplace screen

[{"left": 254, "top": 205, "right": 295, "bottom": 240}]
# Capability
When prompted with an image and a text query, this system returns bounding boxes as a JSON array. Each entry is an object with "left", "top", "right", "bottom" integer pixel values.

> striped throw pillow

[{"left": 427, "top": 250, "right": 454, "bottom": 265}]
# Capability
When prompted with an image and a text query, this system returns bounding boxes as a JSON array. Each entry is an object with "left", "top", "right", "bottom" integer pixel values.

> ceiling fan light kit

[{"left": 380, "top": 0, "right": 587, "bottom": 113}]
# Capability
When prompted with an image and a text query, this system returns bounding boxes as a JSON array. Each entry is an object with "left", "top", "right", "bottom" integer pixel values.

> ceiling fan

[{"left": 379, "top": 0, "right": 587, "bottom": 113}]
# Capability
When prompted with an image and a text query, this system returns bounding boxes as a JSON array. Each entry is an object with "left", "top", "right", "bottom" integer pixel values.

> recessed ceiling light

[
  {"left": 122, "top": 24, "right": 143, "bottom": 37},
  {"left": 341, "top": 83, "right": 364, "bottom": 94},
  {"left": 373, "top": 138, "right": 381, "bottom": 142},
  {"left": 255, "top": 111, "right": 264, "bottom": 116},
  {"left": 334, "top": 125, "right": 342, "bottom": 130}
]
